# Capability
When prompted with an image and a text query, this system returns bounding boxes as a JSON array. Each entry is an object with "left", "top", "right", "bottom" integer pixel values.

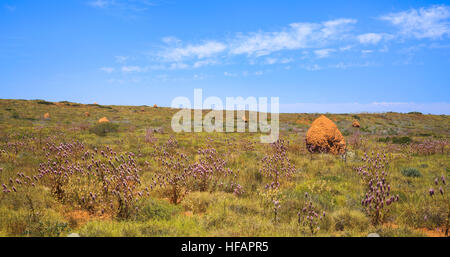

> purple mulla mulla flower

[
  {"left": 439, "top": 187, "right": 444, "bottom": 195},
  {"left": 429, "top": 188, "right": 435, "bottom": 197}
]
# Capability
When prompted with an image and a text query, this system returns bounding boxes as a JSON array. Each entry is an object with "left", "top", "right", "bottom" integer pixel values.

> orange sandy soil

[
  {"left": 384, "top": 223, "right": 447, "bottom": 237},
  {"left": 64, "top": 209, "right": 111, "bottom": 228}
]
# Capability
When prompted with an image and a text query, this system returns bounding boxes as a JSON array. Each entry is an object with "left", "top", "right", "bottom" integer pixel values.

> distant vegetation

[
  {"left": 36, "top": 100, "right": 55, "bottom": 105},
  {"left": 378, "top": 136, "right": 412, "bottom": 144}
]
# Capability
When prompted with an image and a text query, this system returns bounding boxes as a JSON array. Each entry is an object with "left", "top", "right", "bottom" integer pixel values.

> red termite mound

[{"left": 306, "top": 115, "right": 346, "bottom": 155}]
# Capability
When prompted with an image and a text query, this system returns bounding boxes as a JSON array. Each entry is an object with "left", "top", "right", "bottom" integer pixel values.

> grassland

[{"left": 0, "top": 99, "right": 448, "bottom": 237}]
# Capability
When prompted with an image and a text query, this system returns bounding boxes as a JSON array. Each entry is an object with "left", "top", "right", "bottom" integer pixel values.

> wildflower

[{"left": 429, "top": 188, "right": 435, "bottom": 197}]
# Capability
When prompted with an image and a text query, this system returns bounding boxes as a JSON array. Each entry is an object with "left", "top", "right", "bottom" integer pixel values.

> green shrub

[
  {"left": 36, "top": 100, "right": 54, "bottom": 105},
  {"left": 377, "top": 137, "right": 391, "bottom": 143},
  {"left": 332, "top": 209, "right": 369, "bottom": 232},
  {"left": 401, "top": 168, "right": 422, "bottom": 177},
  {"left": 391, "top": 136, "right": 412, "bottom": 144},
  {"left": 378, "top": 136, "right": 412, "bottom": 144},
  {"left": 89, "top": 123, "right": 119, "bottom": 136},
  {"left": 136, "top": 198, "right": 181, "bottom": 221},
  {"left": 11, "top": 112, "right": 20, "bottom": 119},
  {"left": 98, "top": 105, "right": 113, "bottom": 109}
]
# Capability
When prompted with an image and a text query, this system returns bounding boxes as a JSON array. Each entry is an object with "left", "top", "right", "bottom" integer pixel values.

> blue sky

[{"left": 1, "top": 0, "right": 450, "bottom": 114}]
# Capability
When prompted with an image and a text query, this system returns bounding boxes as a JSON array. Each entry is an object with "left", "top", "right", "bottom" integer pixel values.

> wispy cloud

[
  {"left": 87, "top": 0, "right": 157, "bottom": 17},
  {"left": 380, "top": 5, "right": 450, "bottom": 39},
  {"left": 115, "top": 56, "right": 129, "bottom": 63},
  {"left": 159, "top": 41, "right": 227, "bottom": 61},
  {"left": 4, "top": 4, "right": 16, "bottom": 12},
  {"left": 264, "top": 57, "right": 293, "bottom": 65},
  {"left": 155, "top": 18, "right": 357, "bottom": 65},
  {"left": 121, "top": 65, "right": 146, "bottom": 73},
  {"left": 314, "top": 48, "right": 335, "bottom": 58},
  {"left": 357, "top": 33, "right": 393, "bottom": 44},
  {"left": 229, "top": 19, "right": 356, "bottom": 57},
  {"left": 100, "top": 67, "right": 115, "bottom": 73}
]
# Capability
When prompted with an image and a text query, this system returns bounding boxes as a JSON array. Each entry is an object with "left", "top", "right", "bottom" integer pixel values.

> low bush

[
  {"left": 36, "top": 100, "right": 54, "bottom": 105},
  {"left": 89, "top": 123, "right": 119, "bottom": 136},
  {"left": 392, "top": 136, "right": 412, "bottom": 144},
  {"left": 401, "top": 168, "right": 422, "bottom": 178},
  {"left": 332, "top": 209, "right": 369, "bottom": 232},
  {"left": 378, "top": 136, "right": 412, "bottom": 144},
  {"left": 136, "top": 198, "right": 181, "bottom": 221}
]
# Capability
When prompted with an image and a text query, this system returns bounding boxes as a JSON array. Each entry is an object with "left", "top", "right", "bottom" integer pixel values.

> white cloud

[
  {"left": 160, "top": 41, "right": 227, "bottom": 61},
  {"left": 100, "top": 67, "right": 115, "bottom": 73},
  {"left": 229, "top": 19, "right": 356, "bottom": 57},
  {"left": 357, "top": 33, "right": 383, "bottom": 44},
  {"left": 314, "top": 48, "right": 335, "bottom": 58},
  {"left": 115, "top": 56, "right": 129, "bottom": 63},
  {"left": 280, "top": 58, "right": 294, "bottom": 64},
  {"left": 301, "top": 64, "right": 322, "bottom": 71},
  {"left": 321, "top": 18, "right": 357, "bottom": 38},
  {"left": 224, "top": 71, "right": 238, "bottom": 77},
  {"left": 264, "top": 57, "right": 294, "bottom": 65},
  {"left": 161, "top": 36, "right": 181, "bottom": 45},
  {"left": 361, "top": 49, "right": 374, "bottom": 54},
  {"left": 193, "top": 59, "right": 217, "bottom": 68},
  {"left": 168, "top": 62, "right": 189, "bottom": 70},
  {"left": 121, "top": 65, "right": 146, "bottom": 73},
  {"left": 265, "top": 57, "right": 278, "bottom": 65},
  {"left": 380, "top": 5, "right": 450, "bottom": 39},
  {"left": 339, "top": 45, "right": 353, "bottom": 51}
]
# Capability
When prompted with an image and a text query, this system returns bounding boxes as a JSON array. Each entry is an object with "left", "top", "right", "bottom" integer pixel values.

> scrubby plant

[
  {"left": 391, "top": 136, "right": 412, "bottom": 144},
  {"left": 378, "top": 136, "right": 412, "bottom": 145},
  {"left": 191, "top": 147, "right": 235, "bottom": 192},
  {"left": 297, "top": 192, "right": 325, "bottom": 235},
  {"left": 426, "top": 175, "right": 448, "bottom": 236},
  {"left": 259, "top": 186, "right": 283, "bottom": 222},
  {"left": 260, "top": 139, "right": 296, "bottom": 189},
  {"left": 401, "top": 168, "right": 422, "bottom": 178},
  {"left": 89, "top": 122, "right": 119, "bottom": 136},
  {"left": 356, "top": 152, "right": 399, "bottom": 226},
  {"left": 152, "top": 150, "right": 192, "bottom": 204},
  {"left": 259, "top": 139, "right": 296, "bottom": 223},
  {"left": 36, "top": 100, "right": 54, "bottom": 105}
]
